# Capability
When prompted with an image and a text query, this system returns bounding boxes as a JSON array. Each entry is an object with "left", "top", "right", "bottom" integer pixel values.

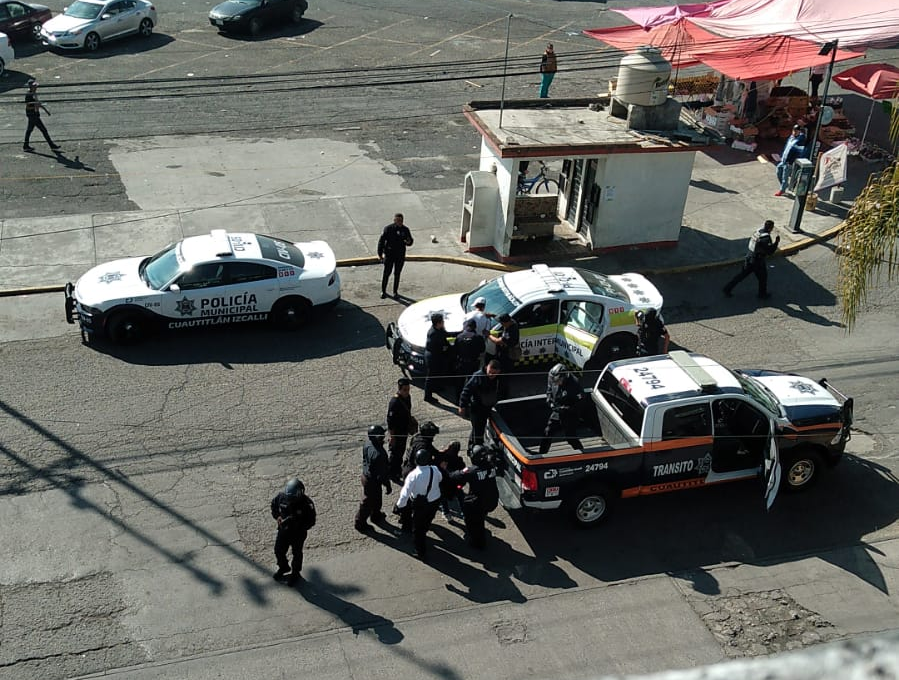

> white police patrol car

[
  {"left": 64, "top": 230, "right": 340, "bottom": 344},
  {"left": 385, "top": 264, "right": 663, "bottom": 375}
]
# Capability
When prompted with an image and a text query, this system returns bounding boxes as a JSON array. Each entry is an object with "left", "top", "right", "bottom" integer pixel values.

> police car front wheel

[
  {"left": 782, "top": 448, "right": 823, "bottom": 492},
  {"left": 565, "top": 485, "right": 617, "bottom": 528},
  {"left": 271, "top": 297, "right": 311, "bottom": 331},
  {"left": 107, "top": 311, "right": 147, "bottom": 345}
]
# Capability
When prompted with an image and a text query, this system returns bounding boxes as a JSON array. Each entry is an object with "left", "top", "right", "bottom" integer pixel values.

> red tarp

[
  {"left": 832, "top": 63, "right": 899, "bottom": 100},
  {"left": 689, "top": 0, "right": 899, "bottom": 49},
  {"left": 610, "top": 1, "right": 730, "bottom": 29},
  {"left": 584, "top": 19, "right": 862, "bottom": 81}
]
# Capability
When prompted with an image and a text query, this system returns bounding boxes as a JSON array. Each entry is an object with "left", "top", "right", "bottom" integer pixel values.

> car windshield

[
  {"left": 461, "top": 276, "right": 518, "bottom": 317},
  {"left": 64, "top": 1, "right": 104, "bottom": 19},
  {"left": 141, "top": 243, "right": 182, "bottom": 290},
  {"left": 732, "top": 370, "right": 781, "bottom": 416},
  {"left": 576, "top": 268, "right": 629, "bottom": 302}
]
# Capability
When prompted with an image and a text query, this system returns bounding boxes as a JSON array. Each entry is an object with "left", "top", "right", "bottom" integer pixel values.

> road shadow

[
  {"left": 690, "top": 179, "right": 738, "bottom": 194},
  {"left": 88, "top": 300, "right": 384, "bottom": 365},
  {"left": 215, "top": 18, "right": 323, "bottom": 42},
  {"left": 50, "top": 32, "right": 174, "bottom": 59},
  {"left": 0, "top": 69, "right": 34, "bottom": 93},
  {"left": 509, "top": 453, "right": 899, "bottom": 594}
]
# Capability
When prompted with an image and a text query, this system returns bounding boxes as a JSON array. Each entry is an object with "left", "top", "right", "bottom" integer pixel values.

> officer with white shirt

[
  {"left": 394, "top": 449, "right": 443, "bottom": 560},
  {"left": 464, "top": 296, "right": 494, "bottom": 337}
]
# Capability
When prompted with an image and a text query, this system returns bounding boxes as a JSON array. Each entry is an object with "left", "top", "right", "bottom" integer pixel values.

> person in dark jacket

[
  {"left": 453, "top": 318, "right": 486, "bottom": 398},
  {"left": 435, "top": 439, "right": 465, "bottom": 518},
  {"left": 424, "top": 312, "right": 452, "bottom": 405},
  {"left": 386, "top": 377, "right": 415, "bottom": 484},
  {"left": 377, "top": 213, "right": 414, "bottom": 298},
  {"left": 271, "top": 478, "right": 316, "bottom": 585},
  {"left": 538, "top": 364, "right": 585, "bottom": 455},
  {"left": 402, "top": 420, "right": 453, "bottom": 479},
  {"left": 723, "top": 220, "right": 780, "bottom": 299},
  {"left": 635, "top": 308, "right": 670, "bottom": 357},
  {"left": 355, "top": 425, "right": 393, "bottom": 533},
  {"left": 487, "top": 314, "right": 520, "bottom": 374},
  {"left": 449, "top": 445, "right": 500, "bottom": 548},
  {"left": 458, "top": 359, "right": 502, "bottom": 449},
  {"left": 23, "top": 80, "right": 60, "bottom": 153}
]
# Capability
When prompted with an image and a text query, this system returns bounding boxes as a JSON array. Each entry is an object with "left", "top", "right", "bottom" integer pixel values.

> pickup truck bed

[{"left": 491, "top": 394, "right": 609, "bottom": 457}]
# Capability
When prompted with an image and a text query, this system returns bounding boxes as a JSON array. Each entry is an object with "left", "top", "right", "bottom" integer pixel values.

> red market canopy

[
  {"left": 688, "top": 0, "right": 899, "bottom": 49},
  {"left": 610, "top": 1, "right": 730, "bottom": 29},
  {"left": 832, "top": 63, "right": 899, "bottom": 100},
  {"left": 584, "top": 20, "right": 862, "bottom": 81}
]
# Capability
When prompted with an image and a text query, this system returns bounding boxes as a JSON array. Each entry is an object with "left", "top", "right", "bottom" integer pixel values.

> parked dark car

[
  {"left": 0, "top": 0, "right": 51, "bottom": 42},
  {"left": 209, "top": 0, "right": 306, "bottom": 37}
]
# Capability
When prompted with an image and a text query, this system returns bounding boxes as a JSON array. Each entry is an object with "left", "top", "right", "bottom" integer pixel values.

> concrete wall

[
  {"left": 478, "top": 140, "right": 518, "bottom": 256},
  {"left": 589, "top": 151, "right": 695, "bottom": 249}
]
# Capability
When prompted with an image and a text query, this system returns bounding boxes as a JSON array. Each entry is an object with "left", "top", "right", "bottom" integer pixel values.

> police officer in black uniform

[
  {"left": 723, "top": 219, "right": 780, "bottom": 299},
  {"left": 635, "top": 308, "right": 670, "bottom": 357},
  {"left": 453, "top": 319, "right": 486, "bottom": 399},
  {"left": 539, "top": 364, "right": 585, "bottom": 455},
  {"left": 458, "top": 359, "right": 502, "bottom": 449},
  {"left": 449, "top": 445, "right": 500, "bottom": 549},
  {"left": 424, "top": 312, "right": 451, "bottom": 405},
  {"left": 403, "top": 420, "right": 445, "bottom": 478},
  {"left": 377, "top": 212, "right": 414, "bottom": 298},
  {"left": 386, "top": 377, "right": 415, "bottom": 484},
  {"left": 270, "top": 478, "right": 316, "bottom": 584},
  {"left": 355, "top": 425, "right": 393, "bottom": 533}
]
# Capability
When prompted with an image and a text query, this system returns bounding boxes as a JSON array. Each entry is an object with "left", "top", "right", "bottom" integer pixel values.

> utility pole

[{"left": 498, "top": 13, "right": 512, "bottom": 129}]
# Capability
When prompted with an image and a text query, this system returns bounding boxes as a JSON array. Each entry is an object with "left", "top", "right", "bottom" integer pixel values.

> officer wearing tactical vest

[
  {"left": 449, "top": 445, "right": 500, "bottom": 549},
  {"left": 723, "top": 219, "right": 780, "bottom": 300},
  {"left": 355, "top": 425, "right": 393, "bottom": 533},
  {"left": 539, "top": 364, "right": 585, "bottom": 455},
  {"left": 377, "top": 213, "right": 414, "bottom": 299},
  {"left": 270, "top": 478, "right": 316, "bottom": 584}
]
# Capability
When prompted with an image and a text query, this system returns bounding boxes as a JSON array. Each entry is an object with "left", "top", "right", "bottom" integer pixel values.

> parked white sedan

[
  {"left": 0, "top": 31, "right": 14, "bottom": 75},
  {"left": 40, "top": 0, "right": 155, "bottom": 51}
]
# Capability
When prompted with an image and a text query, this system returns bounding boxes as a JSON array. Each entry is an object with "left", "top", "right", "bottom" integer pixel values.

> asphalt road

[{"left": 1, "top": 1, "right": 899, "bottom": 678}]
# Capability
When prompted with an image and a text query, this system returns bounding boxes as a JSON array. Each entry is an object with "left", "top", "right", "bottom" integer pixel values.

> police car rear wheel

[
  {"left": 783, "top": 449, "right": 822, "bottom": 492},
  {"left": 566, "top": 485, "right": 615, "bottom": 528},
  {"left": 107, "top": 312, "right": 145, "bottom": 345},
  {"left": 271, "top": 297, "right": 310, "bottom": 330}
]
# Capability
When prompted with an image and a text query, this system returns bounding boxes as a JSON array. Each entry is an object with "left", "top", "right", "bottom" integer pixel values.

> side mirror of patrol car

[{"left": 169, "top": 284, "right": 181, "bottom": 293}]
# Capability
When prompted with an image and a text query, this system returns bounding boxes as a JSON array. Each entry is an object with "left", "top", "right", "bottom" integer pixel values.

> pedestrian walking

[
  {"left": 774, "top": 125, "right": 807, "bottom": 196},
  {"left": 463, "top": 296, "right": 494, "bottom": 337},
  {"left": 23, "top": 80, "right": 60, "bottom": 153},
  {"left": 539, "top": 43, "right": 557, "bottom": 99},
  {"left": 386, "top": 377, "right": 416, "bottom": 484},
  {"left": 539, "top": 364, "right": 585, "bottom": 455},
  {"left": 270, "top": 477, "right": 316, "bottom": 585},
  {"left": 377, "top": 213, "right": 414, "bottom": 298},
  {"left": 449, "top": 445, "right": 499, "bottom": 549},
  {"left": 487, "top": 313, "right": 521, "bottom": 374},
  {"left": 453, "top": 319, "right": 486, "bottom": 398},
  {"left": 394, "top": 449, "right": 443, "bottom": 560},
  {"left": 635, "top": 308, "right": 670, "bottom": 357},
  {"left": 354, "top": 425, "right": 393, "bottom": 533},
  {"left": 424, "top": 312, "right": 451, "bottom": 404},
  {"left": 458, "top": 359, "right": 502, "bottom": 450},
  {"left": 723, "top": 219, "right": 780, "bottom": 300}
]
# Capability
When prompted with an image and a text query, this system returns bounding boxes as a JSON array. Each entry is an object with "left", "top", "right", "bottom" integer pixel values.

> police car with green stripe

[
  {"left": 386, "top": 264, "right": 663, "bottom": 375},
  {"left": 64, "top": 230, "right": 340, "bottom": 344}
]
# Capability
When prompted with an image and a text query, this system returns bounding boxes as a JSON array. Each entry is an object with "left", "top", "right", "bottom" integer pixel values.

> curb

[{"left": 0, "top": 223, "right": 844, "bottom": 299}]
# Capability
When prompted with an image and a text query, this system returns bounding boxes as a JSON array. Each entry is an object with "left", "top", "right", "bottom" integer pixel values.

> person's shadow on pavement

[{"left": 53, "top": 151, "right": 95, "bottom": 172}]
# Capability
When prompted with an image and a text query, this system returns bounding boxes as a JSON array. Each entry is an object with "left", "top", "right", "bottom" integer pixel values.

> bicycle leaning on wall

[{"left": 516, "top": 161, "right": 560, "bottom": 195}]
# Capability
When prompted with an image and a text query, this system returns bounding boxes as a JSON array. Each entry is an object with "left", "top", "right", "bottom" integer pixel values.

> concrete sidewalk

[{"left": 0, "top": 136, "right": 871, "bottom": 294}]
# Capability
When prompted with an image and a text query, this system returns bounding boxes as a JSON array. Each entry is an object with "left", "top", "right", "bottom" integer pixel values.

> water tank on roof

[{"left": 615, "top": 47, "right": 671, "bottom": 107}]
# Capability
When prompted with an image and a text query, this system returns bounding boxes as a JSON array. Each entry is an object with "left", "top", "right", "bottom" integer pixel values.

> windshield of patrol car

[
  {"left": 576, "top": 268, "right": 628, "bottom": 301},
  {"left": 461, "top": 277, "right": 518, "bottom": 317},
  {"left": 141, "top": 244, "right": 181, "bottom": 290},
  {"left": 256, "top": 235, "right": 305, "bottom": 268},
  {"left": 732, "top": 370, "right": 781, "bottom": 416}
]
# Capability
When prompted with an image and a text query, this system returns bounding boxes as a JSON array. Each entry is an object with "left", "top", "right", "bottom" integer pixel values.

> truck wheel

[
  {"left": 107, "top": 311, "right": 146, "bottom": 345},
  {"left": 565, "top": 485, "right": 617, "bottom": 528},
  {"left": 782, "top": 449, "right": 823, "bottom": 493},
  {"left": 271, "top": 297, "right": 310, "bottom": 330}
]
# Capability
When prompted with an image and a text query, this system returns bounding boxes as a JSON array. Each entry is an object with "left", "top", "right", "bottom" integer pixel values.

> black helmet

[
  {"left": 284, "top": 477, "right": 305, "bottom": 498},
  {"left": 415, "top": 449, "right": 432, "bottom": 466},
  {"left": 419, "top": 420, "right": 439, "bottom": 437},
  {"left": 368, "top": 424, "right": 386, "bottom": 439},
  {"left": 549, "top": 363, "right": 568, "bottom": 382},
  {"left": 470, "top": 445, "right": 489, "bottom": 467}
]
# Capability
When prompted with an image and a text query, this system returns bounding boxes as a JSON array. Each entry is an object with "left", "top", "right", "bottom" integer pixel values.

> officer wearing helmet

[
  {"left": 394, "top": 448, "right": 443, "bottom": 559},
  {"left": 539, "top": 363, "right": 585, "bottom": 455},
  {"left": 449, "top": 445, "right": 500, "bottom": 549},
  {"left": 355, "top": 424, "right": 393, "bottom": 533},
  {"left": 403, "top": 420, "right": 456, "bottom": 479},
  {"left": 270, "top": 477, "right": 316, "bottom": 584}
]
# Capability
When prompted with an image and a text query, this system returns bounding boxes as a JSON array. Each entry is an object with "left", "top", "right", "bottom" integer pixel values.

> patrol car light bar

[
  {"left": 210, "top": 229, "right": 234, "bottom": 258},
  {"left": 669, "top": 350, "right": 718, "bottom": 392},
  {"left": 531, "top": 263, "right": 563, "bottom": 293}
]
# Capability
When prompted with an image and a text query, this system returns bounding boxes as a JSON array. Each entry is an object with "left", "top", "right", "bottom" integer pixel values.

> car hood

[
  {"left": 74, "top": 257, "right": 154, "bottom": 306},
  {"left": 750, "top": 372, "right": 840, "bottom": 409},
  {"left": 210, "top": 0, "right": 252, "bottom": 16},
  {"left": 42, "top": 14, "right": 93, "bottom": 33},
  {"left": 607, "top": 273, "right": 664, "bottom": 311},
  {"left": 396, "top": 293, "right": 464, "bottom": 349},
  {"left": 28, "top": 3, "right": 51, "bottom": 12},
  {"left": 297, "top": 241, "right": 337, "bottom": 278}
]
